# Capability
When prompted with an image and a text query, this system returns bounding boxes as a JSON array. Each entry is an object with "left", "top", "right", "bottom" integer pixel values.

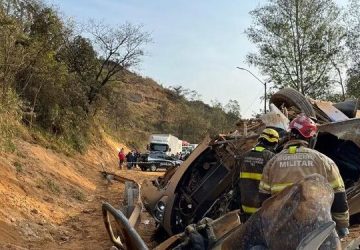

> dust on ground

[
  {"left": 0, "top": 133, "right": 162, "bottom": 250},
  {"left": 0, "top": 135, "right": 359, "bottom": 249}
]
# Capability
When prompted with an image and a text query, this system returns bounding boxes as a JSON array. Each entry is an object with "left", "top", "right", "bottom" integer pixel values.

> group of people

[
  {"left": 238, "top": 114, "right": 349, "bottom": 238},
  {"left": 118, "top": 148, "right": 140, "bottom": 170},
  {"left": 126, "top": 150, "right": 140, "bottom": 169},
  {"left": 175, "top": 152, "right": 191, "bottom": 161}
]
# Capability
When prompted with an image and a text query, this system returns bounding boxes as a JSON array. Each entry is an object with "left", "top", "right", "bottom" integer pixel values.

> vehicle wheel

[
  {"left": 140, "top": 167, "right": 146, "bottom": 171},
  {"left": 150, "top": 164, "right": 157, "bottom": 172},
  {"left": 270, "top": 87, "right": 316, "bottom": 118}
]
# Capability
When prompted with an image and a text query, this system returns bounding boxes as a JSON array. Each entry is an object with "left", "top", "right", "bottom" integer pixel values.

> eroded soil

[
  {"left": 0, "top": 134, "right": 161, "bottom": 250},
  {"left": 0, "top": 136, "right": 359, "bottom": 250}
]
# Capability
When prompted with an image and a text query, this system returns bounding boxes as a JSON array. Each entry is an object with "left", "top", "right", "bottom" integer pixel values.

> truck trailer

[{"left": 148, "top": 134, "right": 182, "bottom": 156}]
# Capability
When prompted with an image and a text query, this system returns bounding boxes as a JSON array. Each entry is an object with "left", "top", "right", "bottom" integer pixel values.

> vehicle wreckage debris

[{"left": 101, "top": 88, "right": 360, "bottom": 249}]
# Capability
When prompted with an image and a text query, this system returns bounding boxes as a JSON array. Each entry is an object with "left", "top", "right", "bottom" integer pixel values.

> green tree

[
  {"left": 225, "top": 99, "right": 241, "bottom": 122},
  {"left": 246, "top": 0, "right": 346, "bottom": 98},
  {"left": 0, "top": 4, "right": 31, "bottom": 100},
  {"left": 167, "top": 85, "right": 201, "bottom": 101},
  {"left": 346, "top": 0, "right": 360, "bottom": 66},
  {"left": 346, "top": 68, "right": 360, "bottom": 98},
  {"left": 345, "top": 0, "right": 360, "bottom": 98},
  {"left": 60, "top": 35, "right": 98, "bottom": 82}
]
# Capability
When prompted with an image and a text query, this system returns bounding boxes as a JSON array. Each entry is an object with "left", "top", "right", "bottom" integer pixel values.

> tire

[
  {"left": 140, "top": 166, "right": 146, "bottom": 171},
  {"left": 150, "top": 164, "right": 157, "bottom": 172},
  {"left": 270, "top": 88, "right": 316, "bottom": 118}
]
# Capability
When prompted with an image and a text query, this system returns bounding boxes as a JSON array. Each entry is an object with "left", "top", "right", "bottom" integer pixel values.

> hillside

[
  {"left": 0, "top": 130, "right": 162, "bottom": 249},
  {"left": 0, "top": 0, "right": 240, "bottom": 154},
  {"left": 97, "top": 70, "right": 240, "bottom": 150},
  {"left": 0, "top": 2, "right": 240, "bottom": 247}
]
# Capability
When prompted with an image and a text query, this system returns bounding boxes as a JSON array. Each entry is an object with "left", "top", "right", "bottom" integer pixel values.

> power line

[{"left": 243, "top": 89, "right": 264, "bottom": 115}]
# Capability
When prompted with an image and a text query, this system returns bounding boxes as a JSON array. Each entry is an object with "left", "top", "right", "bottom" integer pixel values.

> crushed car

[
  {"left": 104, "top": 174, "right": 346, "bottom": 249},
  {"left": 140, "top": 88, "right": 360, "bottom": 235},
  {"left": 102, "top": 87, "right": 360, "bottom": 249}
]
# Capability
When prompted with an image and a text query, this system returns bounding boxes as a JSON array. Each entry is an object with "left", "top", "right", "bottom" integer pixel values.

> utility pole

[{"left": 236, "top": 67, "right": 268, "bottom": 114}]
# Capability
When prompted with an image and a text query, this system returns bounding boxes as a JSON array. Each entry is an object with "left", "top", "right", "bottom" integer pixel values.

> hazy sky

[{"left": 47, "top": 0, "right": 347, "bottom": 117}]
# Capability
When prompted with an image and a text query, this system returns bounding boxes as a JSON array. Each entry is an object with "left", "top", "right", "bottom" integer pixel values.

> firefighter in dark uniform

[
  {"left": 238, "top": 128, "right": 279, "bottom": 222},
  {"left": 259, "top": 114, "right": 349, "bottom": 238}
]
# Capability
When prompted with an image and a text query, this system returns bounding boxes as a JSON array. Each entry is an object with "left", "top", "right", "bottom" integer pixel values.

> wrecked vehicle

[
  {"left": 141, "top": 88, "right": 360, "bottom": 236},
  {"left": 102, "top": 87, "right": 360, "bottom": 249},
  {"left": 155, "top": 174, "right": 342, "bottom": 250},
  {"left": 103, "top": 174, "right": 357, "bottom": 249}
]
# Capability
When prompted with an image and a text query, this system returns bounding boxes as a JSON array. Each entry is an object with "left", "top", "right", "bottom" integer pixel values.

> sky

[{"left": 47, "top": 0, "right": 347, "bottom": 117}]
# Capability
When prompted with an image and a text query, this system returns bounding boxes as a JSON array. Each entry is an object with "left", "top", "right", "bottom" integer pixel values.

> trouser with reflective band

[
  {"left": 242, "top": 205, "right": 259, "bottom": 214},
  {"left": 239, "top": 174, "right": 263, "bottom": 219},
  {"left": 240, "top": 205, "right": 259, "bottom": 223},
  {"left": 240, "top": 172, "right": 262, "bottom": 180},
  {"left": 239, "top": 147, "right": 275, "bottom": 222}
]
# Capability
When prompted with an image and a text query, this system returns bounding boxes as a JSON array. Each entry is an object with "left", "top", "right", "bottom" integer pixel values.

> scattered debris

[
  {"left": 142, "top": 220, "right": 150, "bottom": 225},
  {"left": 102, "top": 87, "right": 360, "bottom": 249},
  {"left": 82, "top": 208, "right": 96, "bottom": 214}
]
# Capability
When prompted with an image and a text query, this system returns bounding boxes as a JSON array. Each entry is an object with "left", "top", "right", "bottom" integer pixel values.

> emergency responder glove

[
  {"left": 337, "top": 227, "right": 349, "bottom": 238},
  {"left": 181, "top": 225, "right": 206, "bottom": 250}
]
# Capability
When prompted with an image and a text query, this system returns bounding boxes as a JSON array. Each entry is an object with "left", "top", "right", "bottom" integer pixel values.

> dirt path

[
  {"left": 50, "top": 169, "right": 162, "bottom": 250},
  {"left": 0, "top": 136, "right": 359, "bottom": 249},
  {"left": 0, "top": 133, "right": 163, "bottom": 250},
  {"left": 37, "top": 172, "right": 125, "bottom": 250}
]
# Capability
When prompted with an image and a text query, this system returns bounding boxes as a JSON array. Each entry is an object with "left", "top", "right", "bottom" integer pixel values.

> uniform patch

[
  {"left": 244, "top": 156, "right": 264, "bottom": 166},
  {"left": 279, "top": 160, "right": 314, "bottom": 168},
  {"left": 277, "top": 153, "right": 314, "bottom": 161}
]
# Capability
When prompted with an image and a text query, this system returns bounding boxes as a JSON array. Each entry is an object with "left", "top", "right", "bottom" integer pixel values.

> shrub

[{"left": 0, "top": 89, "right": 22, "bottom": 152}]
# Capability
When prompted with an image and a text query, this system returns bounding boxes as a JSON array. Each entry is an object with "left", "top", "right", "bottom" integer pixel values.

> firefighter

[
  {"left": 259, "top": 114, "right": 349, "bottom": 238},
  {"left": 238, "top": 127, "right": 279, "bottom": 222}
]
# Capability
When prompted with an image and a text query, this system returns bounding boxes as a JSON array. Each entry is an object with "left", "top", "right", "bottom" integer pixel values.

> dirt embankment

[
  {"left": 0, "top": 133, "right": 160, "bottom": 250},
  {"left": 2, "top": 132, "right": 359, "bottom": 250}
]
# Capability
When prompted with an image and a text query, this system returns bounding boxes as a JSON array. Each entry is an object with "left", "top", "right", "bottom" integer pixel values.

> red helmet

[{"left": 289, "top": 114, "right": 317, "bottom": 138}]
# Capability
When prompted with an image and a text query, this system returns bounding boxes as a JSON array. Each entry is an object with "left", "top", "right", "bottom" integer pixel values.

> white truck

[{"left": 148, "top": 134, "right": 182, "bottom": 156}]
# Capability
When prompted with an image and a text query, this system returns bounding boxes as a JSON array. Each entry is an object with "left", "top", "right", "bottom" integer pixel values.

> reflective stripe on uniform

[
  {"left": 240, "top": 172, "right": 262, "bottom": 180},
  {"left": 242, "top": 205, "right": 259, "bottom": 214},
  {"left": 259, "top": 181, "right": 271, "bottom": 191},
  {"left": 332, "top": 211, "right": 350, "bottom": 228},
  {"left": 264, "top": 179, "right": 344, "bottom": 194},
  {"left": 254, "top": 146, "right": 265, "bottom": 152},
  {"left": 330, "top": 178, "right": 345, "bottom": 190},
  {"left": 270, "top": 182, "right": 293, "bottom": 193},
  {"left": 288, "top": 146, "right": 297, "bottom": 154}
]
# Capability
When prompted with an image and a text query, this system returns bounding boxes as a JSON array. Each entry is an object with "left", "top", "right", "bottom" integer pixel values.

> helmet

[
  {"left": 259, "top": 128, "right": 280, "bottom": 143},
  {"left": 289, "top": 114, "right": 317, "bottom": 138}
]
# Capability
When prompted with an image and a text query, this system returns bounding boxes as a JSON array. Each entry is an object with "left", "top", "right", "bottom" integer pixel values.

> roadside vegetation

[
  {"left": 0, "top": 0, "right": 359, "bottom": 153},
  {"left": 247, "top": 0, "right": 360, "bottom": 101},
  {"left": 0, "top": 0, "right": 240, "bottom": 152}
]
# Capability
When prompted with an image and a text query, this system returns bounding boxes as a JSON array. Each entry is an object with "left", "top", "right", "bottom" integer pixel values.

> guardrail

[{"left": 100, "top": 171, "right": 146, "bottom": 249}]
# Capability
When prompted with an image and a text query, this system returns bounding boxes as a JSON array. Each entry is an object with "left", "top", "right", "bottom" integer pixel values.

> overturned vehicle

[{"left": 103, "top": 88, "right": 360, "bottom": 249}]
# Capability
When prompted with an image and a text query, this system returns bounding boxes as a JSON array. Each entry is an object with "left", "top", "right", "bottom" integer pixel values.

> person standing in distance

[{"left": 118, "top": 148, "right": 125, "bottom": 170}]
